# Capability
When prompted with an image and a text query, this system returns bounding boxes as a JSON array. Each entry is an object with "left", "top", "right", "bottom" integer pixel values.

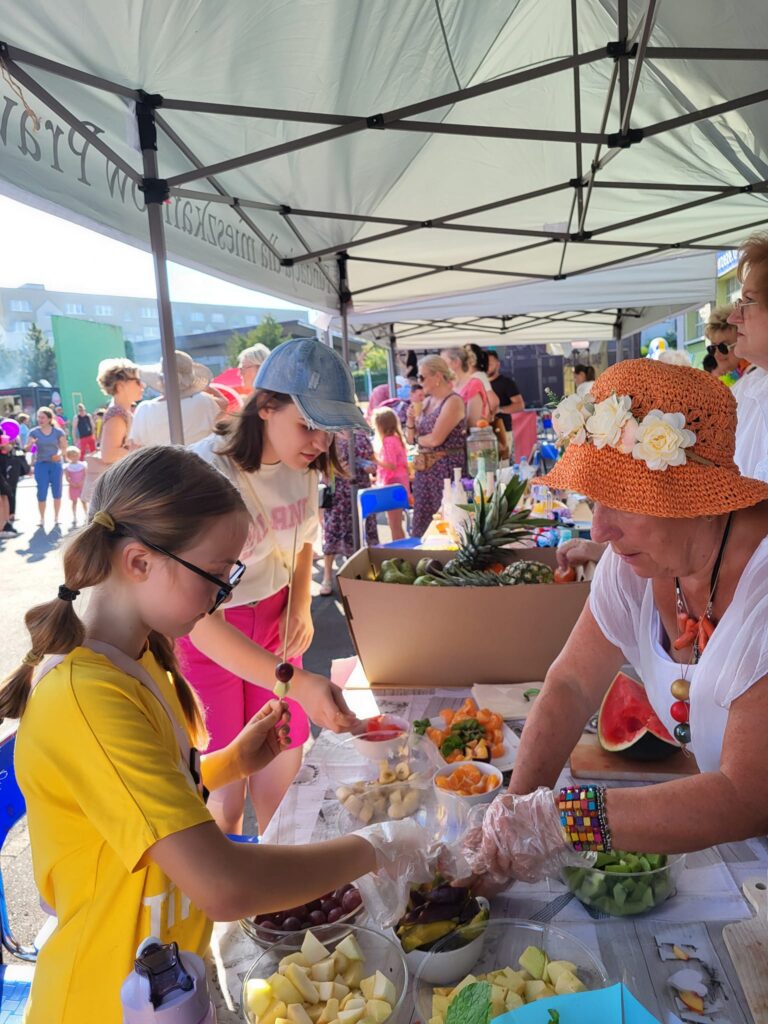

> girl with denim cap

[{"left": 183, "top": 339, "right": 370, "bottom": 833}]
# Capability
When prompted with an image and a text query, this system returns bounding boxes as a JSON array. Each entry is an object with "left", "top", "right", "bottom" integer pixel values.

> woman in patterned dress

[
  {"left": 320, "top": 430, "right": 379, "bottom": 594},
  {"left": 405, "top": 355, "right": 466, "bottom": 538}
]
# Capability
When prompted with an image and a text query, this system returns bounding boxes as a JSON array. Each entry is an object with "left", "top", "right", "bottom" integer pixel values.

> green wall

[{"left": 51, "top": 316, "right": 126, "bottom": 416}]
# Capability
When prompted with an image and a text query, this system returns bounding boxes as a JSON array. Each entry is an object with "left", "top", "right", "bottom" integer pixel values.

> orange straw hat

[{"left": 539, "top": 358, "right": 768, "bottom": 518}]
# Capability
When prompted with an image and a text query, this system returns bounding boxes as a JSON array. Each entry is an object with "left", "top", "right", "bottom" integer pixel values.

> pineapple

[
  {"left": 435, "top": 477, "right": 548, "bottom": 585},
  {"left": 503, "top": 561, "right": 554, "bottom": 585}
]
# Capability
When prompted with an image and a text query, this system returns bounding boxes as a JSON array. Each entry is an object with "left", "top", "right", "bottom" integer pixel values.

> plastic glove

[
  {"left": 354, "top": 817, "right": 471, "bottom": 928},
  {"left": 462, "top": 787, "right": 591, "bottom": 886}
]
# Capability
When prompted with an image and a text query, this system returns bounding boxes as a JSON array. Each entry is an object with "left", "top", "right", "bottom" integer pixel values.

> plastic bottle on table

[
  {"left": 121, "top": 937, "right": 216, "bottom": 1023},
  {"left": 473, "top": 455, "right": 487, "bottom": 503}
]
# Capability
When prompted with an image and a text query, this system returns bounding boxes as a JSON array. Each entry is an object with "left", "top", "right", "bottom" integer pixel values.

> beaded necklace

[{"left": 669, "top": 512, "right": 733, "bottom": 747}]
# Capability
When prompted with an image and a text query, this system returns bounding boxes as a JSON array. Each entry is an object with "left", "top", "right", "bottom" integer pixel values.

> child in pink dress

[
  {"left": 64, "top": 446, "right": 87, "bottom": 525},
  {"left": 373, "top": 407, "right": 410, "bottom": 541}
]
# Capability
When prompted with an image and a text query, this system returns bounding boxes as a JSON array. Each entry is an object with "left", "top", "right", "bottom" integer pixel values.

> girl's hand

[
  {"left": 280, "top": 601, "right": 315, "bottom": 659},
  {"left": 290, "top": 669, "right": 359, "bottom": 733},
  {"left": 233, "top": 699, "right": 290, "bottom": 776}
]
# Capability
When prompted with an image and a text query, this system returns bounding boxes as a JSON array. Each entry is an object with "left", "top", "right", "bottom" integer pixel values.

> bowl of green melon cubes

[{"left": 562, "top": 850, "right": 686, "bottom": 917}]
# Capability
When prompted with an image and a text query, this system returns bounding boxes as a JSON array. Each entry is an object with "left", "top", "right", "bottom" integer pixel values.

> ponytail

[
  {"left": 147, "top": 632, "right": 208, "bottom": 749},
  {"left": 0, "top": 523, "right": 113, "bottom": 721}
]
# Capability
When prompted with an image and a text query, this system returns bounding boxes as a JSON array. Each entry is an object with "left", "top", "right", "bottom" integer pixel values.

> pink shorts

[{"left": 177, "top": 587, "right": 310, "bottom": 754}]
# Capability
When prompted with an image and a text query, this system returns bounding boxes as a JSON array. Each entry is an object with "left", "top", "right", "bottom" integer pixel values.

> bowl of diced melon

[
  {"left": 562, "top": 850, "right": 686, "bottom": 916},
  {"left": 414, "top": 919, "right": 609, "bottom": 1024},
  {"left": 242, "top": 924, "right": 409, "bottom": 1024}
]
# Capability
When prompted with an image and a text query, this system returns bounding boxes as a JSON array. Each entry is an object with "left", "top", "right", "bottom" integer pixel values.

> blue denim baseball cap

[{"left": 255, "top": 338, "right": 370, "bottom": 433}]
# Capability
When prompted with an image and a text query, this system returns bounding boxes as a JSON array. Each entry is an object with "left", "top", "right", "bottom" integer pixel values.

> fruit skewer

[{"left": 273, "top": 525, "right": 299, "bottom": 742}]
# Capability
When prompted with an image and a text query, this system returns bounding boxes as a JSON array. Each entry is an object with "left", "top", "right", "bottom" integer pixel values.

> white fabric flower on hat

[
  {"left": 585, "top": 393, "right": 635, "bottom": 450},
  {"left": 632, "top": 410, "right": 697, "bottom": 471},
  {"left": 552, "top": 385, "right": 595, "bottom": 446}
]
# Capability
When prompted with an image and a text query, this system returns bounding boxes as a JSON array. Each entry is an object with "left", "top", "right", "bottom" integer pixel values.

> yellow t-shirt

[{"left": 15, "top": 646, "right": 214, "bottom": 1024}]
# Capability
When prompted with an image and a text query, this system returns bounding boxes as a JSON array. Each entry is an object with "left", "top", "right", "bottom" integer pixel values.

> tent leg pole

[
  {"left": 137, "top": 98, "right": 184, "bottom": 445},
  {"left": 337, "top": 252, "right": 360, "bottom": 551},
  {"left": 387, "top": 325, "right": 397, "bottom": 395}
]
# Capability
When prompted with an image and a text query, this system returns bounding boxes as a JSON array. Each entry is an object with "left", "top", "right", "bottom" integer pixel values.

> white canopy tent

[{"left": 1, "top": 0, "right": 767, "bottom": 433}]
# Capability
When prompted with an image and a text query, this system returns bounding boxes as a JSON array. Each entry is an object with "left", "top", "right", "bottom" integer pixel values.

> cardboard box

[{"left": 337, "top": 547, "right": 590, "bottom": 687}]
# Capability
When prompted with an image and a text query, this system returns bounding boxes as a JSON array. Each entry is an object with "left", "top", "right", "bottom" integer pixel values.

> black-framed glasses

[
  {"left": 140, "top": 537, "right": 245, "bottom": 613},
  {"left": 706, "top": 341, "right": 737, "bottom": 356}
]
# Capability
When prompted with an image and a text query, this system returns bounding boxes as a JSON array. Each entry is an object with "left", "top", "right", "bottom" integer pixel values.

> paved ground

[{"left": 0, "top": 477, "right": 361, "bottom": 950}]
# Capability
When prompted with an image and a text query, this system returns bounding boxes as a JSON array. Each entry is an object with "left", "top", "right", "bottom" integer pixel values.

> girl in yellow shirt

[{"left": 2, "top": 446, "right": 426, "bottom": 1024}]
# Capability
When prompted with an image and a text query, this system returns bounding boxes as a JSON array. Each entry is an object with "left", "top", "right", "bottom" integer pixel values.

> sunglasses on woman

[
  {"left": 706, "top": 340, "right": 736, "bottom": 356},
  {"left": 139, "top": 537, "right": 246, "bottom": 613}
]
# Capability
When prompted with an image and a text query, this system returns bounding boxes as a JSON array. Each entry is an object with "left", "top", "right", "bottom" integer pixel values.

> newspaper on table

[{"left": 212, "top": 687, "right": 767, "bottom": 1024}]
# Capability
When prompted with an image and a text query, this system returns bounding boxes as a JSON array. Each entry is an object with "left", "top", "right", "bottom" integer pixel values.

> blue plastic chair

[
  {"left": 0, "top": 732, "right": 36, "bottom": 1020},
  {"left": 357, "top": 485, "right": 420, "bottom": 548}
]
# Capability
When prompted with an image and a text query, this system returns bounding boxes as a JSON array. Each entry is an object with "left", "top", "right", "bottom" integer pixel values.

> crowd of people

[{"left": 1, "top": 233, "right": 768, "bottom": 1023}]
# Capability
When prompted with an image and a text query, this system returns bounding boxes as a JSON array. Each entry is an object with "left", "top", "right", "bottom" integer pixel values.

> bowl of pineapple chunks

[
  {"left": 242, "top": 923, "right": 408, "bottom": 1024},
  {"left": 414, "top": 919, "right": 608, "bottom": 1024}
]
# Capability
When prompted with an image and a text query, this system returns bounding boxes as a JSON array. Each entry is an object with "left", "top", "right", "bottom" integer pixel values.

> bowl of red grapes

[{"left": 240, "top": 883, "right": 364, "bottom": 946}]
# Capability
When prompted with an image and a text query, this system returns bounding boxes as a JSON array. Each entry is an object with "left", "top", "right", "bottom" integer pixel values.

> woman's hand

[
  {"left": 556, "top": 538, "right": 607, "bottom": 570},
  {"left": 290, "top": 669, "right": 359, "bottom": 733},
  {"left": 232, "top": 699, "right": 291, "bottom": 776},
  {"left": 280, "top": 600, "right": 315, "bottom": 659}
]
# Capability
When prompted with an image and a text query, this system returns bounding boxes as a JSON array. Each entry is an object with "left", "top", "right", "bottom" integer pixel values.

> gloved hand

[
  {"left": 462, "top": 787, "right": 591, "bottom": 886},
  {"left": 354, "top": 818, "right": 470, "bottom": 928}
]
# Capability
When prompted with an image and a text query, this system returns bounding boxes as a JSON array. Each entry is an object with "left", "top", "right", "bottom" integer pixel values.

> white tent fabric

[
  {"left": 0, "top": 0, "right": 765, "bottom": 324},
  {"left": 348, "top": 250, "right": 715, "bottom": 345}
]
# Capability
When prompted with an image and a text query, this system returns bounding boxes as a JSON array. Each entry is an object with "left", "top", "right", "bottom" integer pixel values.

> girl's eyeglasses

[
  {"left": 139, "top": 537, "right": 245, "bottom": 613},
  {"left": 706, "top": 341, "right": 737, "bottom": 356}
]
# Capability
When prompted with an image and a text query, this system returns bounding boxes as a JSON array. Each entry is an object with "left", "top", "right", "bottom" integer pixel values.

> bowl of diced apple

[
  {"left": 242, "top": 924, "right": 409, "bottom": 1024},
  {"left": 414, "top": 919, "right": 609, "bottom": 1024}
]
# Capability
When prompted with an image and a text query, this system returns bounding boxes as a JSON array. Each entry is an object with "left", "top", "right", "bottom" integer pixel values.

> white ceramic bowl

[
  {"left": 396, "top": 897, "right": 490, "bottom": 985},
  {"left": 414, "top": 918, "right": 609, "bottom": 1022},
  {"left": 433, "top": 761, "right": 503, "bottom": 809},
  {"left": 241, "top": 922, "right": 408, "bottom": 1024},
  {"left": 351, "top": 715, "right": 411, "bottom": 760}
]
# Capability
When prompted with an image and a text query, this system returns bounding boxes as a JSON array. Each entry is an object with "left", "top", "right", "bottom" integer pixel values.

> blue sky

[{"left": 0, "top": 194, "right": 308, "bottom": 311}]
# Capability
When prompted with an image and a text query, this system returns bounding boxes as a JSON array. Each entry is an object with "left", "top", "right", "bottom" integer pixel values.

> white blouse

[
  {"left": 589, "top": 542, "right": 768, "bottom": 772},
  {"left": 734, "top": 366, "right": 768, "bottom": 482}
]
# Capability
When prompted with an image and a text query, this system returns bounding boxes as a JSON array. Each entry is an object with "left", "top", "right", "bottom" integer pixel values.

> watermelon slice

[{"left": 597, "top": 672, "right": 677, "bottom": 761}]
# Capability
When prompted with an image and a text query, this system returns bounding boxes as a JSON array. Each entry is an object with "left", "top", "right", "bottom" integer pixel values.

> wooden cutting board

[
  {"left": 724, "top": 880, "right": 768, "bottom": 1023},
  {"left": 569, "top": 732, "right": 699, "bottom": 782}
]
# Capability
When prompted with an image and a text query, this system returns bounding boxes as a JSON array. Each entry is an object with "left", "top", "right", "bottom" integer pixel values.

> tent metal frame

[{"left": 3, "top": 4, "right": 768, "bottom": 432}]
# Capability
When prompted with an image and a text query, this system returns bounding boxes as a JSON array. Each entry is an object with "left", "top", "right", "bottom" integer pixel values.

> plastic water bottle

[
  {"left": 121, "top": 938, "right": 216, "bottom": 1023},
  {"left": 473, "top": 455, "right": 487, "bottom": 502},
  {"left": 519, "top": 456, "right": 532, "bottom": 481}
]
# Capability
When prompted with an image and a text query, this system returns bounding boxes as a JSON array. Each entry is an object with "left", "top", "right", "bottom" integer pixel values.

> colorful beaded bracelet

[{"left": 557, "top": 784, "right": 612, "bottom": 853}]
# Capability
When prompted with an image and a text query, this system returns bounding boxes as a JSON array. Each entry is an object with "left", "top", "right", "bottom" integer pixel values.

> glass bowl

[
  {"left": 241, "top": 921, "right": 409, "bottom": 1024},
  {"left": 325, "top": 733, "right": 435, "bottom": 828},
  {"left": 562, "top": 852, "right": 686, "bottom": 916},
  {"left": 240, "top": 883, "right": 365, "bottom": 948},
  {"left": 414, "top": 918, "right": 609, "bottom": 1020}
]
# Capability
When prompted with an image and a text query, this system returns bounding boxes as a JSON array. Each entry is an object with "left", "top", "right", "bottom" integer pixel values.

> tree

[
  {"left": 227, "top": 315, "right": 288, "bottom": 366},
  {"left": 21, "top": 324, "right": 57, "bottom": 385},
  {"left": 0, "top": 343, "right": 21, "bottom": 385},
  {"left": 358, "top": 340, "right": 389, "bottom": 374}
]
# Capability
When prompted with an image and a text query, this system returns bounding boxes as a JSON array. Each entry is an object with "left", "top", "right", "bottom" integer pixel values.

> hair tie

[
  {"left": 23, "top": 650, "right": 43, "bottom": 667},
  {"left": 92, "top": 510, "right": 116, "bottom": 532},
  {"left": 58, "top": 585, "right": 80, "bottom": 602}
]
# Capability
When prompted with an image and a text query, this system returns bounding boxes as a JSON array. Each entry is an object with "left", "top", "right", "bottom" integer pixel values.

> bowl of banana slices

[{"left": 326, "top": 734, "right": 434, "bottom": 828}]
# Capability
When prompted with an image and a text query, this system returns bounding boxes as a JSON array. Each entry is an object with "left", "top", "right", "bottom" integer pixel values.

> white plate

[{"left": 424, "top": 717, "right": 519, "bottom": 772}]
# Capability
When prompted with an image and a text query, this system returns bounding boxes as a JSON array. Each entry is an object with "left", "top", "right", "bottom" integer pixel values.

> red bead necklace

[{"left": 669, "top": 513, "right": 733, "bottom": 748}]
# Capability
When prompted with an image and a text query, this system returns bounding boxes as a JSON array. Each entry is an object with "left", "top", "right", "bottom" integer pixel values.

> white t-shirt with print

[
  {"left": 191, "top": 434, "right": 319, "bottom": 605},
  {"left": 589, "top": 542, "right": 768, "bottom": 773}
]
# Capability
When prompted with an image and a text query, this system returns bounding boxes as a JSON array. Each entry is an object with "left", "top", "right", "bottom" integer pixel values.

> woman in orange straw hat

[{"left": 461, "top": 358, "right": 768, "bottom": 886}]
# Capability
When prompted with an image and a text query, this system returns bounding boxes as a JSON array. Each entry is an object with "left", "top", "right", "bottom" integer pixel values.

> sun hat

[
  {"left": 140, "top": 351, "right": 212, "bottom": 399},
  {"left": 255, "top": 338, "right": 369, "bottom": 432},
  {"left": 539, "top": 358, "right": 768, "bottom": 518}
]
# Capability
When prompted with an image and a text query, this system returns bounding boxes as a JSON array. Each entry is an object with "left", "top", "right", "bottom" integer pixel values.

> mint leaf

[
  {"left": 446, "top": 982, "right": 492, "bottom": 1024},
  {"left": 548, "top": 1012, "right": 560, "bottom": 1024}
]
